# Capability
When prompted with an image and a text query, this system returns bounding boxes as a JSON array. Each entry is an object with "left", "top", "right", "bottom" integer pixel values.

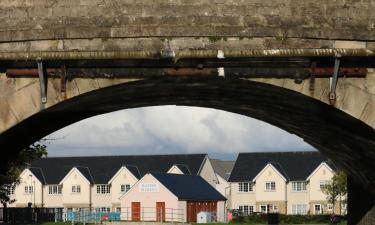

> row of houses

[{"left": 4, "top": 151, "right": 343, "bottom": 222}]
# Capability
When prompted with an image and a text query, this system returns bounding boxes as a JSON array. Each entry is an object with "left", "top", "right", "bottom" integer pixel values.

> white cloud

[{"left": 45, "top": 106, "right": 315, "bottom": 158}]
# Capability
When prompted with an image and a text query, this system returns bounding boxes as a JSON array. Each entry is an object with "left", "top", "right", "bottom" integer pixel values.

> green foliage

[
  {"left": 231, "top": 214, "right": 345, "bottom": 224},
  {"left": 322, "top": 170, "right": 347, "bottom": 215},
  {"left": 0, "top": 143, "right": 47, "bottom": 205}
]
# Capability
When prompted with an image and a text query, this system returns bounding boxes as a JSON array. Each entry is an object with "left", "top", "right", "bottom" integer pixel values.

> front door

[
  {"left": 156, "top": 202, "right": 165, "bottom": 222},
  {"left": 132, "top": 202, "right": 141, "bottom": 221}
]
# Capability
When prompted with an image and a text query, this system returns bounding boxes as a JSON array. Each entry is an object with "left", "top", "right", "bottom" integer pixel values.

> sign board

[{"left": 139, "top": 183, "right": 159, "bottom": 192}]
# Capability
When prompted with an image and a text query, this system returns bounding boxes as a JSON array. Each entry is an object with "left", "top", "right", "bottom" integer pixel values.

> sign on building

[{"left": 139, "top": 183, "right": 159, "bottom": 192}]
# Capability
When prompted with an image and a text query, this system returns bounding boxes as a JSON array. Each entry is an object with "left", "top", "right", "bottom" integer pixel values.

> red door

[
  {"left": 187, "top": 201, "right": 197, "bottom": 223},
  {"left": 132, "top": 202, "right": 141, "bottom": 221},
  {"left": 156, "top": 202, "right": 165, "bottom": 222}
]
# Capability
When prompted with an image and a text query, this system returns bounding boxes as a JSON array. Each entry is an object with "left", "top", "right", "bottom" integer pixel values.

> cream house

[
  {"left": 228, "top": 152, "right": 338, "bottom": 215},
  {"left": 6, "top": 154, "right": 218, "bottom": 212},
  {"left": 119, "top": 173, "right": 226, "bottom": 223}
]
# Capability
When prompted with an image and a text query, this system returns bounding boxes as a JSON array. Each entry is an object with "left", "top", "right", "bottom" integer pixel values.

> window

[
  {"left": 314, "top": 204, "right": 322, "bottom": 214},
  {"left": 273, "top": 205, "right": 278, "bottom": 212},
  {"left": 238, "top": 205, "right": 253, "bottom": 215},
  {"left": 72, "top": 185, "right": 81, "bottom": 193},
  {"left": 48, "top": 185, "right": 62, "bottom": 194},
  {"left": 292, "top": 181, "right": 307, "bottom": 192},
  {"left": 116, "top": 207, "right": 121, "bottom": 213},
  {"left": 238, "top": 182, "right": 253, "bottom": 192},
  {"left": 320, "top": 180, "right": 329, "bottom": 190},
  {"left": 5, "top": 185, "right": 15, "bottom": 195},
  {"left": 96, "top": 207, "right": 110, "bottom": 212},
  {"left": 97, "top": 185, "right": 111, "bottom": 194},
  {"left": 327, "top": 204, "right": 333, "bottom": 211},
  {"left": 25, "top": 185, "right": 33, "bottom": 194},
  {"left": 292, "top": 204, "right": 307, "bottom": 215},
  {"left": 260, "top": 205, "right": 267, "bottom": 213},
  {"left": 265, "top": 182, "right": 276, "bottom": 191},
  {"left": 121, "top": 184, "right": 131, "bottom": 193}
]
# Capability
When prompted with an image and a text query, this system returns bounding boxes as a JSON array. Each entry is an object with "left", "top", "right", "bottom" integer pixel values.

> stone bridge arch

[{"left": 0, "top": 0, "right": 375, "bottom": 224}]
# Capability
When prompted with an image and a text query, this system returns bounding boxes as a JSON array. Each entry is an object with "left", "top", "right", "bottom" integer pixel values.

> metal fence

[
  {"left": 0, "top": 207, "right": 62, "bottom": 224},
  {"left": 56, "top": 207, "right": 185, "bottom": 224}
]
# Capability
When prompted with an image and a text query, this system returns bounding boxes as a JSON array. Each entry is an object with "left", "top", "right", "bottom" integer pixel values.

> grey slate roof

[
  {"left": 29, "top": 167, "right": 47, "bottom": 185},
  {"left": 173, "top": 164, "right": 192, "bottom": 175},
  {"left": 151, "top": 173, "right": 226, "bottom": 201},
  {"left": 30, "top": 154, "right": 207, "bottom": 184},
  {"left": 228, "top": 151, "right": 332, "bottom": 182},
  {"left": 210, "top": 159, "right": 235, "bottom": 181}
]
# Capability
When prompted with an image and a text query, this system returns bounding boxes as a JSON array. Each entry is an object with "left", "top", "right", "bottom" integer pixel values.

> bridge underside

[{"left": 1, "top": 51, "right": 375, "bottom": 225}]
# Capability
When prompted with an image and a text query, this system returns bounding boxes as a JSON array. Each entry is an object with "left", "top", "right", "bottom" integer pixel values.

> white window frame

[
  {"left": 97, "top": 184, "right": 111, "bottom": 194},
  {"left": 314, "top": 204, "right": 322, "bottom": 214},
  {"left": 5, "top": 185, "right": 15, "bottom": 195},
  {"left": 238, "top": 205, "right": 254, "bottom": 215},
  {"left": 121, "top": 184, "right": 131, "bottom": 193},
  {"left": 327, "top": 204, "right": 333, "bottom": 211},
  {"left": 260, "top": 205, "right": 267, "bottom": 213},
  {"left": 319, "top": 180, "right": 329, "bottom": 190},
  {"left": 72, "top": 185, "right": 81, "bottom": 193},
  {"left": 238, "top": 182, "right": 253, "bottom": 192},
  {"left": 292, "top": 204, "right": 307, "bottom": 215},
  {"left": 292, "top": 181, "right": 307, "bottom": 192},
  {"left": 24, "top": 185, "right": 33, "bottom": 194},
  {"left": 48, "top": 185, "right": 62, "bottom": 195},
  {"left": 265, "top": 181, "right": 276, "bottom": 191}
]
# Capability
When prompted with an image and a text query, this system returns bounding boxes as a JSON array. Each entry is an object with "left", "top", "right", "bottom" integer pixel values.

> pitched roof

[
  {"left": 151, "top": 173, "right": 226, "bottom": 201},
  {"left": 172, "top": 164, "right": 191, "bottom": 175},
  {"left": 228, "top": 151, "right": 331, "bottom": 182},
  {"left": 76, "top": 167, "right": 94, "bottom": 184},
  {"left": 124, "top": 165, "right": 141, "bottom": 179},
  {"left": 30, "top": 154, "right": 207, "bottom": 184},
  {"left": 29, "top": 167, "right": 46, "bottom": 184},
  {"left": 210, "top": 159, "right": 235, "bottom": 181}
]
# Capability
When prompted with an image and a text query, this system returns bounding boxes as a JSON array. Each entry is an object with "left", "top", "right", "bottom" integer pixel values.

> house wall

[
  {"left": 10, "top": 169, "right": 43, "bottom": 207},
  {"left": 61, "top": 169, "right": 91, "bottom": 209},
  {"left": 255, "top": 166, "right": 287, "bottom": 202},
  {"left": 199, "top": 158, "right": 218, "bottom": 187},
  {"left": 286, "top": 182, "right": 310, "bottom": 214},
  {"left": 43, "top": 185, "right": 63, "bottom": 208},
  {"left": 309, "top": 164, "right": 334, "bottom": 201},
  {"left": 215, "top": 174, "right": 229, "bottom": 197},
  {"left": 178, "top": 201, "right": 187, "bottom": 222},
  {"left": 91, "top": 185, "right": 112, "bottom": 209},
  {"left": 229, "top": 182, "right": 256, "bottom": 211},
  {"left": 120, "top": 174, "right": 180, "bottom": 221},
  {"left": 110, "top": 167, "right": 139, "bottom": 208}
]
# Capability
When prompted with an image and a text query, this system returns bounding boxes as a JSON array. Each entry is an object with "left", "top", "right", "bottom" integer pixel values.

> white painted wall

[
  {"left": 10, "top": 169, "right": 43, "bottom": 207},
  {"left": 229, "top": 182, "right": 256, "bottom": 210},
  {"left": 309, "top": 164, "right": 334, "bottom": 201},
  {"left": 287, "top": 182, "right": 310, "bottom": 214},
  {"left": 167, "top": 166, "right": 184, "bottom": 174},
  {"left": 199, "top": 157, "right": 218, "bottom": 187},
  {"left": 255, "top": 165, "right": 287, "bottom": 202},
  {"left": 43, "top": 185, "right": 63, "bottom": 208},
  {"left": 61, "top": 168, "right": 91, "bottom": 208},
  {"left": 110, "top": 167, "right": 139, "bottom": 207},
  {"left": 120, "top": 174, "right": 180, "bottom": 221}
]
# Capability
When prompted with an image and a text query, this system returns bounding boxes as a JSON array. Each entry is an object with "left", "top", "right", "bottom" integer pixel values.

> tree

[
  {"left": 0, "top": 143, "right": 47, "bottom": 207},
  {"left": 322, "top": 170, "right": 347, "bottom": 215}
]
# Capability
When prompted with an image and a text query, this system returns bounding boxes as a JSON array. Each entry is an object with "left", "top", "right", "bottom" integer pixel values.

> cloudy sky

[{"left": 45, "top": 106, "right": 315, "bottom": 160}]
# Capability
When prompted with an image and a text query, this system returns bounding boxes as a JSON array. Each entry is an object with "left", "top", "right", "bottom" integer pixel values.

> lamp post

[{"left": 28, "top": 175, "right": 33, "bottom": 207}]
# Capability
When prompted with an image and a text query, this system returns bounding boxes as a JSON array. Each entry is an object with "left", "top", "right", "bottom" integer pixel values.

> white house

[{"left": 119, "top": 173, "right": 226, "bottom": 223}]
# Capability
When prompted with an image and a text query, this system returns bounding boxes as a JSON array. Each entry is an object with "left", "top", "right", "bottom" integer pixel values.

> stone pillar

[{"left": 347, "top": 178, "right": 375, "bottom": 225}]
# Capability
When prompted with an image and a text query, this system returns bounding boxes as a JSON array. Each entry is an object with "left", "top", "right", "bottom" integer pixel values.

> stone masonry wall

[{"left": 0, "top": 0, "right": 375, "bottom": 42}]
